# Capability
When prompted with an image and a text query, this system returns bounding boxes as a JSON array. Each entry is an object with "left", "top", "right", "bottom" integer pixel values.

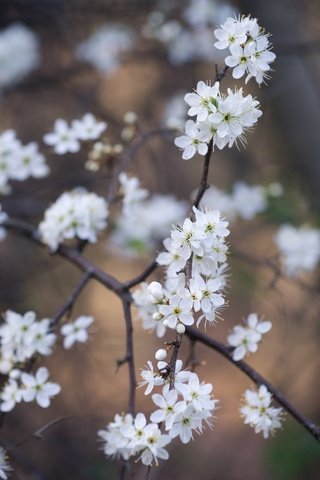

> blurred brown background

[{"left": 0, "top": 0, "right": 320, "bottom": 479}]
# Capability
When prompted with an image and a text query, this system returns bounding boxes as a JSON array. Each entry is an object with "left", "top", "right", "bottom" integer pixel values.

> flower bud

[
  {"left": 123, "top": 111, "right": 138, "bottom": 124},
  {"left": 152, "top": 312, "right": 162, "bottom": 321},
  {"left": 176, "top": 323, "right": 185, "bottom": 334},
  {"left": 148, "top": 281, "right": 164, "bottom": 301},
  {"left": 155, "top": 349, "right": 167, "bottom": 361}
]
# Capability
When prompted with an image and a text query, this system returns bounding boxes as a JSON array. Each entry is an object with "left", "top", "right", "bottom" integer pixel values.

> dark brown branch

[
  {"left": 3, "top": 218, "right": 124, "bottom": 295},
  {"left": 186, "top": 326, "right": 320, "bottom": 442},
  {"left": 49, "top": 271, "right": 92, "bottom": 328},
  {"left": 121, "top": 295, "right": 137, "bottom": 415},
  {"left": 192, "top": 140, "right": 214, "bottom": 212}
]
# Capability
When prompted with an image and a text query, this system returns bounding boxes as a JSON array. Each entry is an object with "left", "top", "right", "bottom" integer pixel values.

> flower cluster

[
  {"left": 274, "top": 224, "right": 320, "bottom": 277},
  {"left": 0, "top": 23, "right": 40, "bottom": 92},
  {"left": 240, "top": 385, "right": 283, "bottom": 438},
  {"left": 142, "top": 1, "right": 234, "bottom": 66},
  {"left": 0, "top": 367, "right": 60, "bottom": 412},
  {"left": 110, "top": 173, "right": 187, "bottom": 257},
  {"left": 0, "top": 447, "right": 10, "bottom": 480},
  {"left": 38, "top": 189, "right": 109, "bottom": 251},
  {"left": 175, "top": 81, "right": 262, "bottom": 159},
  {"left": 227, "top": 313, "right": 272, "bottom": 361},
  {"left": 214, "top": 16, "right": 276, "bottom": 84},
  {"left": 133, "top": 206, "right": 229, "bottom": 335},
  {"left": 201, "top": 181, "right": 273, "bottom": 221},
  {"left": 76, "top": 24, "right": 133, "bottom": 73},
  {"left": 0, "top": 130, "right": 49, "bottom": 194},
  {"left": 99, "top": 364, "right": 217, "bottom": 466},
  {"left": 43, "top": 113, "right": 107, "bottom": 155},
  {"left": 0, "top": 310, "right": 56, "bottom": 375}
]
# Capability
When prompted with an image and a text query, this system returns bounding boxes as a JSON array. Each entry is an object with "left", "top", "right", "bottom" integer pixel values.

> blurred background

[{"left": 0, "top": 0, "right": 320, "bottom": 479}]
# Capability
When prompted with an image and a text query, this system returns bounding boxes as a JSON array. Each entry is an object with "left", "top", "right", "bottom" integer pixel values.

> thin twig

[
  {"left": 121, "top": 295, "right": 137, "bottom": 415},
  {"left": 49, "top": 271, "right": 92, "bottom": 328},
  {"left": 9, "top": 416, "right": 72, "bottom": 450}
]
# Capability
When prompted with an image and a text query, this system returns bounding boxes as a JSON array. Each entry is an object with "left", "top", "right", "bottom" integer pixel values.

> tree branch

[
  {"left": 49, "top": 271, "right": 92, "bottom": 328},
  {"left": 186, "top": 326, "right": 320, "bottom": 442}
]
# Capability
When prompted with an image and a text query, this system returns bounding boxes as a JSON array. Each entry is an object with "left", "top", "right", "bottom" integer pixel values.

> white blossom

[
  {"left": 184, "top": 81, "right": 220, "bottom": 122},
  {"left": 21, "top": 367, "right": 61, "bottom": 408},
  {"left": 61, "top": 315, "right": 94, "bottom": 349},
  {"left": 0, "top": 130, "right": 49, "bottom": 193},
  {"left": 98, "top": 413, "right": 133, "bottom": 460},
  {"left": 275, "top": 225, "right": 320, "bottom": 277},
  {"left": 0, "top": 378, "right": 23, "bottom": 412},
  {"left": 0, "top": 23, "right": 40, "bottom": 92},
  {"left": 174, "top": 120, "right": 209, "bottom": 160},
  {"left": 139, "top": 361, "right": 164, "bottom": 395},
  {"left": 43, "top": 119, "right": 80, "bottom": 155},
  {"left": 0, "top": 447, "right": 11, "bottom": 480},
  {"left": 151, "top": 388, "right": 186, "bottom": 429},
  {"left": 118, "top": 173, "right": 148, "bottom": 215},
  {"left": 240, "top": 385, "right": 284, "bottom": 438},
  {"left": 227, "top": 313, "right": 272, "bottom": 361},
  {"left": 214, "top": 16, "right": 276, "bottom": 84},
  {"left": 76, "top": 24, "right": 133, "bottom": 73},
  {"left": 0, "top": 310, "right": 56, "bottom": 373},
  {"left": 38, "top": 189, "right": 109, "bottom": 251},
  {"left": 71, "top": 113, "right": 107, "bottom": 141}
]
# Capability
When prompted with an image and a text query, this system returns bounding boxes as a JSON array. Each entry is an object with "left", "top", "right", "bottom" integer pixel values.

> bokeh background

[{"left": 0, "top": 0, "right": 320, "bottom": 479}]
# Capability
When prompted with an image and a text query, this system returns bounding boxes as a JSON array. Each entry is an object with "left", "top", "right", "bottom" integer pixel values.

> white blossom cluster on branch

[
  {"left": 227, "top": 313, "right": 272, "bottom": 361},
  {"left": 0, "top": 309, "right": 94, "bottom": 414},
  {"left": 142, "top": 0, "right": 234, "bottom": 66},
  {"left": 175, "top": 81, "right": 262, "bottom": 159},
  {"left": 38, "top": 189, "right": 109, "bottom": 251},
  {"left": 43, "top": 113, "right": 107, "bottom": 155},
  {"left": 241, "top": 385, "right": 284, "bottom": 438},
  {"left": 110, "top": 173, "right": 187, "bottom": 256},
  {"left": 99, "top": 365, "right": 217, "bottom": 466},
  {"left": 0, "top": 23, "right": 40, "bottom": 91},
  {"left": 214, "top": 15, "right": 276, "bottom": 84},
  {"left": 0, "top": 130, "right": 49, "bottom": 195}
]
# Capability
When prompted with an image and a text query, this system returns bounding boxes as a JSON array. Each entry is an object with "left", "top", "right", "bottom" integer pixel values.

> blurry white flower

[
  {"left": 0, "top": 23, "right": 40, "bottom": 91},
  {"left": 275, "top": 225, "right": 320, "bottom": 277},
  {"left": 227, "top": 313, "right": 272, "bottom": 361},
  {"left": 43, "top": 119, "right": 80, "bottom": 154},
  {"left": 76, "top": 24, "right": 133, "bottom": 73},
  {"left": 0, "top": 130, "right": 49, "bottom": 193},
  {"left": 71, "top": 113, "right": 107, "bottom": 141},
  {"left": 61, "top": 315, "right": 94, "bottom": 349}
]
